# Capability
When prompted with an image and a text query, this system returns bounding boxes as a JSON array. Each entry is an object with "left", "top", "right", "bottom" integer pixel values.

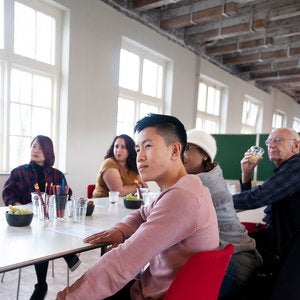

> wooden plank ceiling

[{"left": 100, "top": 0, "right": 300, "bottom": 103}]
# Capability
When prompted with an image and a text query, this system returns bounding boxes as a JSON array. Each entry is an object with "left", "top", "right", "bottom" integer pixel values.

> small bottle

[{"left": 31, "top": 192, "right": 40, "bottom": 216}]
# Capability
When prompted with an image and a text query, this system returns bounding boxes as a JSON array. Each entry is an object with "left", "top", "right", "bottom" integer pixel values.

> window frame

[
  {"left": 117, "top": 38, "right": 166, "bottom": 136},
  {"left": 0, "top": 0, "right": 63, "bottom": 172},
  {"left": 196, "top": 77, "right": 223, "bottom": 134},
  {"left": 241, "top": 95, "right": 263, "bottom": 134},
  {"left": 272, "top": 109, "right": 286, "bottom": 129}
]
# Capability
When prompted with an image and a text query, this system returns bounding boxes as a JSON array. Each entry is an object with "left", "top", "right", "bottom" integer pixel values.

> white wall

[{"left": 1, "top": 0, "right": 300, "bottom": 202}]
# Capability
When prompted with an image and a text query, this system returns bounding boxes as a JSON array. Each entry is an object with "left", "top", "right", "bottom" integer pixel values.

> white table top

[
  {"left": 237, "top": 206, "right": 266, "bottom": 224},
  {"left": 0, "top": 197, "right": 131, "bottom": 273},
  {"left": 0, "top": 197, "right": 266, "bottom": 273}
]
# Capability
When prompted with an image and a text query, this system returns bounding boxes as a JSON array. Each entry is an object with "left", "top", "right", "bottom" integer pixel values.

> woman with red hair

[{"left": 2, "top": 135, "right": 80, "bottom": 300}]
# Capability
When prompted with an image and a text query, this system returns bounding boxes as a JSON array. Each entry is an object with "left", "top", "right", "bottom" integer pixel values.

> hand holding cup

[{"left": 249, "top": 146, "right": 264, "bottom": 163}]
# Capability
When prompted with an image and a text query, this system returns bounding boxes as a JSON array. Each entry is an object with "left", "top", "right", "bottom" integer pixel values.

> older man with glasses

[{"left": 233, "top": 127, "right": 300, "bottom": 300}]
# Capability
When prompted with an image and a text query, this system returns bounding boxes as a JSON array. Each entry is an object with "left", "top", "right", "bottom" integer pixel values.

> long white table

[
  {"left": 0, "top": 197, "right": 131, "bottom": 273},
  {"left": 0, "top": 197, "right": 266, "bottom": 274}
]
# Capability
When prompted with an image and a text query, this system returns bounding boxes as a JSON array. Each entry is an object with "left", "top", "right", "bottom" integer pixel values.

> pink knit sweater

[{"left": 57, "top": 175, "right": 219, "bottom": 300}]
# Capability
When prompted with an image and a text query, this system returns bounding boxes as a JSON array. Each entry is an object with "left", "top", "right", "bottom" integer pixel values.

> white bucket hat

[{"left": 186, "top": 129, "right": 217, "bottom": 162}]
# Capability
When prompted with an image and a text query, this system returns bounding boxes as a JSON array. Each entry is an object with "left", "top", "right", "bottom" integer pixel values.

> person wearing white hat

[{"left": 184, "top": 129, "right": 263, "bottom": 300}]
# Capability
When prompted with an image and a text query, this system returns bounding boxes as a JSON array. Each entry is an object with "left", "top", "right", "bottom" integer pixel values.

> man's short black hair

[{"left": 134, "top": 113, "right": 187, "bottom": 159}]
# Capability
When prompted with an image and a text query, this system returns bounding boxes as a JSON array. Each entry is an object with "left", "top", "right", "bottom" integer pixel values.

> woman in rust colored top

[{"left": 93, "top": 134, "right": 147, "bottom": 197}]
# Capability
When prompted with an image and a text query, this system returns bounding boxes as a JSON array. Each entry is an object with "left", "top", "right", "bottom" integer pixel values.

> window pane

[
  {"left": 204, "top": 119, "right": 218, "bottom": 133},
  {"left": 140, "top": 102, "right": 159, "bottom": 118},
  {"left": 33, "top": 74, "right": 52, "bottom": 107},
  {"left": 36, "top": 12, "right": 55, "bottom": 64},
  {"left": 10, "top": 103, "right": 31, "bottom": 135},
  {"left": 10, "top": 70, "right": 52, "bottom": 137},
  {"left": 32, "top": 107, "right": 51, "bottom": 136},
  {"left": 206, "top": 88, "right": 220, "bottom": 116},
  {"left": 14, "top": 2, "right": 35, "bottom": 59},
  {"left": 242, "top": 101, "right": 249, "bottom": 124},
  {"left": 0, "top": 0, "right": 3, "bottom": 49},
  {"left": 247, "top": 103, "right": 258, "bottom": 126},
  {"left": 142, "top": 59, "right": 163, "bottom": 98},
  {"left": 196, "top": 117, "right": 203, "bottom": 130},
  {"left": 117, "top": 97, "right": 135, "bottom": 135},
  {"left": 14, "top": 2, "right": 55, "bottom": 64},
  {"left": 9, "top": 136, "right": 30, "bottom": 169},
  {"left": 197, "top": 82, "right": 206, "bottom": 111},
  {"left": 273, "top": 113, "right": 283, "bottom": 128},
  {"left": 11, "top": 69, "right": 32, "bottom": 104},
  {"left": 293, "top": 118, "right": 300, "bottom": 132},
  {"left": 119, "top": 49, "right": 139, "bottom": 91},
  {"left": 242, "top": 100, "right": 258, "bottom": 126}
]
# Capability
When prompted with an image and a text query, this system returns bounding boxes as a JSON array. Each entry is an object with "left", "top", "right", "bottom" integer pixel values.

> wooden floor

[{"left": 0, "top": 248, "right": 101, "bottom": 300}]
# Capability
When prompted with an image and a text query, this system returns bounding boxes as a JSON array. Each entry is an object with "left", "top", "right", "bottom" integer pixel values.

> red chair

[
  {"left": 164, "top": 244, "right": 234, "bottom": 300},
  {"left": 241, "top": 222, "right": 267, "bottom": 233},
  {"left": 86, "top": 184, "right": 95, "bottom": 198}
]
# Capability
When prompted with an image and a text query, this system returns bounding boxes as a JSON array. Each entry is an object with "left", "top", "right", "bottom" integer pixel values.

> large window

[
  {"left": 0, "top": 0, "right": 63, "bottom": 172},
  {"left": 117, "top": 39, "right": 166, "bottom": 136},
  {"left": 196, "top": 78, "right": 222, "bottom": 133},
  {"left": 241, "top": 95, "right": 262, "bottom": 133}
]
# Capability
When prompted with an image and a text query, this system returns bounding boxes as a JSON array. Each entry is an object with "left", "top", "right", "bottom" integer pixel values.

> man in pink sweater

[{"left": 57, "top": 113, "right": 219, "bottom": 300}]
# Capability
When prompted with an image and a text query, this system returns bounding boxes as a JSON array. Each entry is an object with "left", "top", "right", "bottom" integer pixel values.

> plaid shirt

[
  {"left": 233, "top": 154, "right": 300, "bottom": 225},
  {"left": 2, "top": 161, "right": 69, "bottom": 206}
]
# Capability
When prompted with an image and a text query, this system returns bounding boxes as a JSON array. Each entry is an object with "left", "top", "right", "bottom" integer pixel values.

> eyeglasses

[
  {"left": 184, "top": 145, "right": 199, "bottom": 153},
  {"left": 265, "top": 137, "right": 297, "bottom": 146}
]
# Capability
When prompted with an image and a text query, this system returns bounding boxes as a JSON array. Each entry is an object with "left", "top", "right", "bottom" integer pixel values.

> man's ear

[
  {"left": 171, "top": 142, "right": 181, "bottom": 158},
  {"left": 296, "top": 140, "right": 300, "bottom": 150}
]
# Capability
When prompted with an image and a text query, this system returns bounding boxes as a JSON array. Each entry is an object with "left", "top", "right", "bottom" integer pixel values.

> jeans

[{"left": 218, "top": 249, "right": 263, "bottom": 300}]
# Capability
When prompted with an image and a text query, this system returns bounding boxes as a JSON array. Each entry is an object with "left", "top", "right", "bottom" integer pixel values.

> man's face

[
  {"left": 135, "top": 127, "right": 174, "bottom": 185},
  {"left": 266, "top": 128, "right": 299, "bottom": 166}
]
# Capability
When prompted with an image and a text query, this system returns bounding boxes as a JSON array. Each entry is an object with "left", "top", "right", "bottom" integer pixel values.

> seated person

[
  {"left": 57, "top": 113, "right": 219, "bottom": 299},
  {"left": 233, "top": 128, "right": 300, "bottom": 300},
  {"left": 183, "top": 129, "right": 262, "bottom": 300},
  {"left": 92, "top": 134, "right": 147, "bottom": 197},
  {"left": 2, "top": 135, "right": 81, "bottom": 300}
]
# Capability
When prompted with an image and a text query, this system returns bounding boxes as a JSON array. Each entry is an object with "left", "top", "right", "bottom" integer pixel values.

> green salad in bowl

[{"left": 123, "top": 193, "right": 143, "bottom": 209}]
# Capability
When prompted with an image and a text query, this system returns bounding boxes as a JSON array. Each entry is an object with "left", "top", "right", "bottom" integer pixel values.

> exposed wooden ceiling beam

[
  {"left": 188, "top": 19, "right": 266, "bottom": 44},
  {"left": 251, "top": 69, "right": 300, "bottom": 80},
  {"left": 223, "top": 47, "right": 300, "bottom": 65},
  {"left": 160, "top": 2, "right": 238, "bottom": 30},
  {"left": 259, "top": 77, "right": 300, "bottom": 87},
  {"left": 132, "top": 0, "right": 181, "bottom": 12},
  {"left": 101, "top": 0, "right": 300, "bottom": 103},
  {"left": 206, "top": 37, "right": 273, "bottom": 56},
  {"left": 239, "top": 60, "right": 299, "bottom": 73},
  {"left": 269, "top": 4, "right": 300, "bottom": 21}
]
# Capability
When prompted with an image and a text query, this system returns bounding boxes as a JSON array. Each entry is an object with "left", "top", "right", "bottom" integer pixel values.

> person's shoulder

[
  {"left": 11, "top": 163, "right": 30, "bottom": 173},
  {"left": 176, "top": 174, "right": 207, "bottom": 190},
  {"left": 102, "top": 157, "right": 118, "bottom": 168},
  {"left": 282, "top": 155, "right": 300, "bottom": 168}
]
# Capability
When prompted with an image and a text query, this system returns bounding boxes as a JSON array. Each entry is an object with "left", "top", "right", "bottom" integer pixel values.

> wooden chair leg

[{"left": 1, "top": 272, "right": 5, "bottom": 282}]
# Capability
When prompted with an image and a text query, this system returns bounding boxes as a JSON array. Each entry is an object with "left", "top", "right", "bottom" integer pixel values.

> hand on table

[{"left": 83, "top": 228, "right": 124, "bottom": 251}]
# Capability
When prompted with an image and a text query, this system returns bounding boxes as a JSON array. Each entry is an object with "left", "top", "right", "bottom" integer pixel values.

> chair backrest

[
  {"left": 164, "top": 244, "right": 234, "bottom": 300},
  {"left": 241, "top": 222, "right": 267, "bottom": 234},
  {"left": 86, "top": 184, "right": 95, "bottom": 198}
]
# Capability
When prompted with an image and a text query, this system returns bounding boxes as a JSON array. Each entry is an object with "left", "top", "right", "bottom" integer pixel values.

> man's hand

[
  {"left": 241, "top": 149, "right": 262, "bottom": 183},
  {"left": 83, "top": 228, "right": 124, "bottom": 251}
]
